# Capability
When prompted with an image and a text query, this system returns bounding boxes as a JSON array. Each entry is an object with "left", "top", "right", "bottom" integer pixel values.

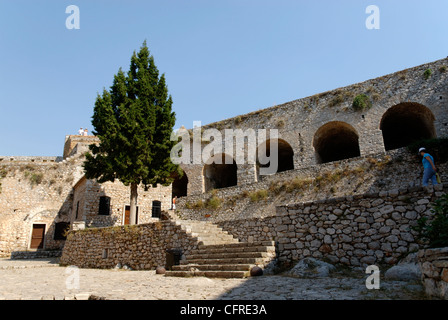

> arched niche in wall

[
  {"left": 256, "top": 138, "right": 294, "bottom": 174},
  {"left": 380, "top": 102, "right": 436, "bottom": 151},
  {"left": 313, "top": 121, "right": 361, "bottom": 164},
  {"left": 203, "top": 153, "right": 237, "bottom": 193}
]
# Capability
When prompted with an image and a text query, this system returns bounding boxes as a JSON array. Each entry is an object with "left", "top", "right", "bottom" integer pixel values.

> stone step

[
  {"left": 180, "top": 257, "right": 266, "bottom": 266},
  {"left": 186, "top": 251, "right": 271, "bottom": 260},
  {"left": 198, "top": 241, "right": 275, "bottom": 250},
  {"left": 182, "top": 226, "right": 226, "bottom": 232},
  {"left": 173, "top": 219, "right": 240, "bottom": 246},
  {"left": 172, "top": 264, "right": 254, "bottom": 272},
  {"left": 197, "top": 240, "right": 237, "bottom": 246},
  {"left": 191, "top": 245, "right": 275, "bottom": 256},
  {"left": 165, "top": 270, "right": 248, "bottom": 279},
  {"left": 196, "top": 236, "right": 238, "bottom": 243}
]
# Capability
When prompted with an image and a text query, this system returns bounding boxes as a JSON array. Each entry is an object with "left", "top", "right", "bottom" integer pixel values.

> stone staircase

[
  {"left": 163, "top": 213, "right": 277, "bottom": 278},
  {"left": 165, "top": 240, "right": 277, "bottom": 278},
  {"left": 172, "top": 219, "right": 240, "bottom": 246}
]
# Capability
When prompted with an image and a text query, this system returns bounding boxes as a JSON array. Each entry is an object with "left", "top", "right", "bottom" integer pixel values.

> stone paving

[{"left": 0, "top": 258, "right": 428, "bottom": 300}]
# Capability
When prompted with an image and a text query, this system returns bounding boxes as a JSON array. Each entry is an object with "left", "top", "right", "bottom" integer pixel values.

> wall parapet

[{"left": 0, "top": 156, "right": 63, "bottom": 163}]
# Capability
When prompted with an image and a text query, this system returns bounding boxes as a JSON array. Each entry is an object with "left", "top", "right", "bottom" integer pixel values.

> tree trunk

[{"left": 129, "top": 183, "right": 138, "bottom": 225}]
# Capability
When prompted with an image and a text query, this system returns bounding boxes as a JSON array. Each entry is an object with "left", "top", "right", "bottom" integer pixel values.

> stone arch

[
  {"left": 171, "top": 169, "right": 188, "bottom": 198},
  {"left": 257, "top": 138, "right": 294, "bottom": 174},
  {"left": 380, "top": 102, "right": 436, "bottom": 151},
  {"left": 313, "top": 121, "right": 361, "bottom": 164},
  {"left": 203, "top": 153, "right": 237, "bottom": 192}
]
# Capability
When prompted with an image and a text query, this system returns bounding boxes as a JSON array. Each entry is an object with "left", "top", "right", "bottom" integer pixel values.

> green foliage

[
  {"left": 234, "top": 116, "right": 242, "bottom": 124},
  {"left": 407, "top": 138, "right": 448, "bottom": 163},
  {"left": 205, "top": 195, "right": 222, "bottom": 209},
  {"left": 329, "top": 94, "right": 345, "bottom": 107},
  {"left": 352, "top": 94, "right": 372, "bottom": 111},
  {"left": 84, "top": 41, "right": 179, "bottom": 189},
  {"left": 413, "top": 194, "right": 448, "bottom": 248},
  {"left": 329, "top": 90, "right": 354, "bottom": 108},
  {"left": 439, "top": 65, "right": 447, "bottom": 73},
  {"left": 249, "top": 189, "right": 268, "bottom": 202},
  {"left": 24, "top": 171, "right": 44, "bottom": 186},
  {"left": 0, "top": 168, "right": 6, "bottom": 193},
  {"left": 423, "top": 68, "right": 433, "bottom": 80},
  {"left": 30, "top": 173, "right": 44, "bottom": 185},
  {"left": 276, "top": 119, "right": 285, "bottom": 128},
  {"left": 185, "top": 195, "right": 222, "bottom": 210}
]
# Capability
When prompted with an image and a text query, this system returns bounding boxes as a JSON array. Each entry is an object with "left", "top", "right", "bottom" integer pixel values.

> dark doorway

[
  {"left": 124, "top": 206, "right": 139, "bottom": 225},
  {"left": 30, "top": 224, "right": 46, "bottom": 249},
  {"left": 171, "top": 170, "right": 188, "bottom": 198},
  {"left": 380, "top": 102, "right": 436, "bottom": 151},
  {"left": 257, "top": 139, "right": 294, "bottom": 174},
  {"left": 54, "top": 222, "right": 70, "bottom": 240},
  {"left": 203, "top": 154, "right": 238, "bottom": 192},
  {"left": 166, "top": 249, "right": 183, "bottom": 270},
  {"left": 314, "top": 121, "right": 361, "bottom": 164},
  {"left": 98, "top": 196, "right": 111, "bottom": 216}
]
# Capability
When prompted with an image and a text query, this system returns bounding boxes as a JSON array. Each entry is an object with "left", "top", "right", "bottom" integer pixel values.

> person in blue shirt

[{"left": 419, "top": 147, "right": 438, "bottom": 186}]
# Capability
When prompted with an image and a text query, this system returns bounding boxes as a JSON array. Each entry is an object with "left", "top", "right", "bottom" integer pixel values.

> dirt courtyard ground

[{"left": 0, "top": 258, "right": 428, "bottom": 301}]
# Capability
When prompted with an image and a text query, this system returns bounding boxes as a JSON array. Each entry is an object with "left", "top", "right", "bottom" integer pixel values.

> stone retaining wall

[
  {"left": 218, "top": 184, "right": 447, "bottom": 267},
  {"left": 60, "top": 221, "right": 199, "bottom": 270},
  {"left": 176, "top": 148, "right": 447, "bottom": 223},
  {"left": 418, "top": 247, "right": 448, "bottom": 299}
]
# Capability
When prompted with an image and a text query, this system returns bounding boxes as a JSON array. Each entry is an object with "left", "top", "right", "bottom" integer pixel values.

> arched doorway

[
  {"left": 380, "top": 102, "right": 436, "bottom": 151},
  {"left": 257, "top": 139, "right": 294, "bottom": 174},
  {"left": 313, "top": 121, "right": 361, "bottom": 164},
  {"left": 203, "top": 153, "right": 237, "bottom": 192}
]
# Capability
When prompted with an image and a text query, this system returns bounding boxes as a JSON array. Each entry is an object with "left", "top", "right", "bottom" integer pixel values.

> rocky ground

[{"left": 0, "top": 258, "right": 429, "bottom": 300}]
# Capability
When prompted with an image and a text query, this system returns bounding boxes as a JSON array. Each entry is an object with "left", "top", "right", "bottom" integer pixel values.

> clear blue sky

[{"left": 1, "top": 0, "right": 447, "bottom": 156}]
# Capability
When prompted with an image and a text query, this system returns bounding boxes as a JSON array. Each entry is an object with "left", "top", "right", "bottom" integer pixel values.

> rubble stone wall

[
  {"left": 60, "top": 221, "right": 199, "bottom": 270},
  {"left": 418, "top": 247, "right": 448, "bottom": 299},
  {"left": 218, "top": 184, "right": 447, "bottom": 267}
]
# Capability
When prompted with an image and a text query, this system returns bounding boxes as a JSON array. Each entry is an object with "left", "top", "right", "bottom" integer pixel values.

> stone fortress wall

[{"left": 176, "top": 57, "right": 448, "bottom": 197}]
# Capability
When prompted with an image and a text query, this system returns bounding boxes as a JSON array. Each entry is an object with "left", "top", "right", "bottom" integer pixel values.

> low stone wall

[
  {"left": 60, "top": 221, "right": 199, "bottom": 270},
  {"left": 10, "top": 250, "right": 62, "bottom": 259},
  {"left": 418, "top": 247, "right": 448, "bottom": 299},
  {"left": 218, "top": 184, "right": 447, "bottom": 267}
]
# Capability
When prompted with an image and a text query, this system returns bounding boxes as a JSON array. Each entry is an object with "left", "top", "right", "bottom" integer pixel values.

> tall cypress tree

[{"left": 84, "top": 41, "right": 179, "bottom": 225}]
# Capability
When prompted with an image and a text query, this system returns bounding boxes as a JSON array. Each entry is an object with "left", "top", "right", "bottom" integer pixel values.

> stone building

[
  {"left": 0, "top": 135, "right": 172, "bottom": 257},
  {"left": 70, "top": 176, "right": 171, "bottom": 230}
]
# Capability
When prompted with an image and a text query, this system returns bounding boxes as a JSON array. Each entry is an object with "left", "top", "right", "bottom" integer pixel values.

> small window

[
  {"left": 54, "top": 222, "right": 70, "bottom": 240},
  {"left": 152, "top": 201, "right": 162, "bottom": 218},
  {"left": 98, "top": 196, "right": 111, "bottom": 216},
  {"left": 75, "top": 201, "right": 80, "bottom": 219}
]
